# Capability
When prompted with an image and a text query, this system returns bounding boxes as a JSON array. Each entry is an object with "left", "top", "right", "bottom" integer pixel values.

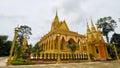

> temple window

[{"left": 96, "top": 46, "right": 99, "bottom": 53}]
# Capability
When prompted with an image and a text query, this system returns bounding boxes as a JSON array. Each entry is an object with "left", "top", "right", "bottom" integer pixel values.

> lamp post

[
  {"left": 113, "top": 42, "right": 119, "bottom": 60},
  {"left": 6, "top": 26, "right": 19, "bottom": 65},
  {"left": 57, "top": 34, "right": 61, "bottom": 63}
]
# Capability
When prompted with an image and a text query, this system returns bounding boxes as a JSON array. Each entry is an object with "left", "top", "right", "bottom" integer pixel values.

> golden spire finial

[
  {"left": 90, "top": 17, "right": 96, "bottom": 31},
  {"left": 51, "top": 10, "right": 59, "bottom": 31},
  {"left": 96, "top": 25, "right": 99, "bottom": 31},
  {"left": 86, "top": 20, "right": 90, "bottom": 33},
  {"left": 90, "top": 17, "right": 94, "bottom": 27},
  {"left": 56, "top": 10, "right": 58, "bottom": 17},
  {"left": 54, "top": 10, "right": 59, "bottom": 22}
]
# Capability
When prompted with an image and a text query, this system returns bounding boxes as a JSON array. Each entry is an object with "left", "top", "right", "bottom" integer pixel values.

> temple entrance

[
  {"left": 61, "top": 37, "right": 66, "bottom": 50},
  {"left": 68, "top": 38, "right": 75, "bottom": 44}
]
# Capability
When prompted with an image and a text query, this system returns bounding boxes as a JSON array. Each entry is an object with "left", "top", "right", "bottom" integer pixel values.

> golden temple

[{"left": 34, "top": 12, "right": 108, "bottom": 62}]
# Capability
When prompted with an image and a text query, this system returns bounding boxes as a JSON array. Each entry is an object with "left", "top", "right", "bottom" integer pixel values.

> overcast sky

[{"left": 0, "top": 0, "right": 120, "bottom": 45}]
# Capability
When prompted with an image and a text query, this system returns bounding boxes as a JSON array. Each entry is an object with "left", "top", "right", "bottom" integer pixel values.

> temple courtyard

[{"left": 0, "top": 57, "right": 120, "bottom": 68}]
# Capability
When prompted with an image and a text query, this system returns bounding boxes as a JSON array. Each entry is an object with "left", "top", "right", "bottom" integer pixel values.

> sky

[{"left": 0, "top": 0, "right": 120, "bottom": 45}]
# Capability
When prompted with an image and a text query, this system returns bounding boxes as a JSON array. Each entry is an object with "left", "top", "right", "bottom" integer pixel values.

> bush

[
  {"left": 11, "top": 61, "right": 35, "bottom": 65},
  {"left": 11, "top": 58, "right": 35, "bottom": 65},
  {"left": 89, "top": 53, "right": 94, "bottom": 59}
]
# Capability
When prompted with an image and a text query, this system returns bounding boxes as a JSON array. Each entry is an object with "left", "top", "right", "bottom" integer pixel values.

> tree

[
  {"left": 110, "top": 33, "right": 120, "bottom": 45},
  {"left": 13, "top": 43, "right": 22, "bottom": 59},
  {"left": 32, "top": 43, "right": 44, "bottom": 58},
  {"left": 17, "top": 25, "right": 32, "bottom": 45},
  {"left": 110, "top": 33, "right": 120, "bottom": 55},
  {"left": 67, "top": 43, "right": 77, "bottom": 59},
  {"left": 0, "top": 35, "right": 12, "bottom": 56},
  {"left": 13, "top": 25, "right": 32, "bottom": 59},
  {"left": 25, "top": 44, "right": 33, "bottom": 57},
  {"left": 96, "top": 16, "right": 117, "bottom": 42}
]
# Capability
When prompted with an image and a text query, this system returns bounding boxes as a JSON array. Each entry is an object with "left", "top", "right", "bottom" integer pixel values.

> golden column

[
  {"left": 86, "top": 40, "right": 91, "bottom": 61},
  {"left": 50, "top": 40, "right": 52, "bottom": 51},
  {"left": 113, "top": 42, "right": 119, "bottom": 60},
  {"left": 86, "top": 22, "right": 91, "bottom": 62},
  {"left": 53, "top": 39, "right": 55, "bottom": 51},
  {"left": 7, "top": 26, "right": 19, "bottom": 65},
  {"left": 57, "top": 34, "right": 61, "bottom": 63}
]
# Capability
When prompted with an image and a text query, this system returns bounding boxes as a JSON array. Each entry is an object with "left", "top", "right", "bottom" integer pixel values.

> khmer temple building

[{"left": 34, "top": 12, "right": 108, "bottom": 62}]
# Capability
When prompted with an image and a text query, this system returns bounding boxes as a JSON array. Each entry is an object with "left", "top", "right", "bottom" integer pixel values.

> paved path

[
  {"left": 0, "top": 57, "right": 120, "bottom": 68},
  {"left": 0, "top": 57, "right": 8, "bottom": 66}
]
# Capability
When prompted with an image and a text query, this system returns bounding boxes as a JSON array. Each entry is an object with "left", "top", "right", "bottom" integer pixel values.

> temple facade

[{"left": 34, "top": 12, "right": 108, "bottom": 61}]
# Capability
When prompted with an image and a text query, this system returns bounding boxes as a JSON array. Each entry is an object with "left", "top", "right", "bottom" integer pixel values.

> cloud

[{"left": 0, "top": 0, "right": 120, "bottom": 45}]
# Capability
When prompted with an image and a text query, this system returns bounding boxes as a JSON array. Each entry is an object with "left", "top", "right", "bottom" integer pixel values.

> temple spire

[
  {"left": 51, "top": 11, "right": 59, "bottom": 31},
  {"left": 90, "top": 17, "right": 96, "bottom": 31},
  {"left": 56, "top": 10, "right": 58, "bottom": 17},
  {"left": 54, "top": 10, "right": 59, "bottom": 23},
  {"left": 87, "top": 21, "right": 91, "bottom": 33}
]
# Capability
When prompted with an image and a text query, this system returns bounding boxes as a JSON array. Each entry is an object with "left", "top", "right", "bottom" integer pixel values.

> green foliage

[
  {"left": 89, "top": 53, "right": 94, "bottom": 59},
  {"left": 11, "top": 58, "right": 35, "bottom": 65},
  {"left": 0, "top": 35, "right": 12, "bottom": 56},
  {"left": 107, "top": 44, "right": 115, "bottom": 59},
  {"left": 110, "top": 33, "right": 120, "bottom": 55},
  {"left": 110, "top": 33, "right": 120, "bottom": 45},
  {"left": 32, "top": 43, "right": 44, "bottom": 56},
  {"left": 14, "top": 43, "right": 33, "bottom": 59},
  {"left": 67, "top": 43, "right": 77, "bottom": 53},
  {"left": 13, "top": 25, "right": 32, "bottom": 59},
  {"left": 96, "top": 16, "right": 117, "bottom": 42},
  {"left": 17, "top": 25, "right": 32, "bottom": 45},
  {"left": 14, "top": 57, "right": 25, "bottom": 62},
  {"left": 25, "top": 44, "right": 33, "bottom": 57},
  {"left": 13, "top": 43, "right": 23, "bottom": 58}
]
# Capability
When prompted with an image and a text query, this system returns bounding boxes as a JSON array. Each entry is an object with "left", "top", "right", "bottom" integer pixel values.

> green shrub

[
  {"left": 11, "top": 61, "right": 35, "bottom": 65},
  {"left": 11, "top": 58, "right": 35, "bottom": 65},
  {"left": 16, "top": 57, "right": 25, "bottom": 62},
  {"left": 89, "top": 53, "right": 94, "bottom": 59}
]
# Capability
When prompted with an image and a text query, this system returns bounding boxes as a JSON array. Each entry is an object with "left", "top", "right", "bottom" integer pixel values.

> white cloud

[{"left": 0, "top": 0, "right": 120, "bottom": 45}]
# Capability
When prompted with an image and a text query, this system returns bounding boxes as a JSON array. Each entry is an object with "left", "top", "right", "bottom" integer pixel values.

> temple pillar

[
  {"left": 44, "top": 53, "right": 46, "bottom": 59},
  {"left": 44, "top": 42, "right": 46, "bottom": 51},
  {"left": 48, "top": 53, "right": 50, "bottom": 59},
  {"left": 70, "top": 53, "right": 72, "bottom": 59},
  {"left": 61, "top": 53, "right": 63, "bottom": 59},
  {"left": 55, "top": 53, "right": 57, "bottom": 59},
  {"left": 50, "top": 40, "right": 52, "bottom": 51},
  {"left": 86, "top": 41, "right": 91, "bottom": 61},
  {"left": 48, "top": 40, "right": 50, "bottom": 51},
  {"left": 46, "top": 42, "right": 48, "bottom": 51},
  {"left": 64, "top": 53, "right": 66, "bottom": 59},
  {"left": 40, "top": 53, "right": 42, "bottom": 59},
  {"left": 51, "top": 53, "right": 53, "bottom": 59},
  {"left": 57, "top": 35, "right": 61, "bottom": 63},
  {"left": 46, "top": 42, "right": 47, "bottom": 51},
  {"left": 51, "top": 39, "right": 53, "bottom": 51},
  {"left": 53, "top": 39, "right": 55, "bottom": 51},
  {"left": 76, "top": 54, "right": 77, "bottom": 59}
]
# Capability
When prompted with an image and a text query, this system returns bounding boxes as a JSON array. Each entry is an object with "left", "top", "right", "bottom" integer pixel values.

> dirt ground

[{"left": 0, "top": 57, "right": 120, "bottom": 68}]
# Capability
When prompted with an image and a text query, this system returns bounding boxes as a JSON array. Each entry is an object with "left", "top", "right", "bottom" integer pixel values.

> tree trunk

[{"left": 106, "top": 34, "right": 109, "bottom": 43}]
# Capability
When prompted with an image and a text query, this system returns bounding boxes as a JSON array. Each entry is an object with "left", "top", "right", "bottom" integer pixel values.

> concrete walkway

[
  {"left": 0, "top": 57, "right": 120, "bottom": 68},
  {"left": 0, "top": 57, "right": 8, "bottom": 66}
]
